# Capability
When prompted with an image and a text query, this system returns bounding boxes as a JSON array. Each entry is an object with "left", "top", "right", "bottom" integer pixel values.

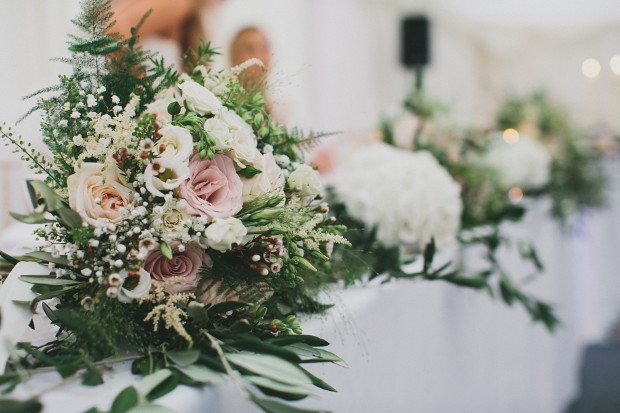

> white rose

[
  {"left": 287, "top": 164, "right": 321, "bottom": 198},
  {"left": 215, "top": 107, "right": 257, "bottom": 166},
  {"left": 151, "top": 202, "right": 191, "bottom": 240},
  {"left": 67, "top": 163, "right": 132, "bottom": 227},
  {"left": 152, "top": 124, "right": 194, "bottom": 162},
  {"left": 178, "top": 81, "right": 222, "bottom": 115},
  {"left": 204, "top": 217, "right": 248, "bottom": 252},
  {"left": 117, "top": 268, "right": 152, "bottom": 303},
  {"left": 241, "top": 151, "right": 285, "bottom": 202},
  {"left": 144, "top": 157, "right": 190, "bottom": 197}
]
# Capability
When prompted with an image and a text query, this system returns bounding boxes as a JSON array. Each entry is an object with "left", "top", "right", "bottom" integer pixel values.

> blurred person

[
  {"left": 230, "top": 27, "right": 271, "bottom": 87},
  {"left": 229, "top": 26, "right": 293, "bottom": 126},
  {"left": 111, "top": 0, "right": 224, "bottom": 69}
]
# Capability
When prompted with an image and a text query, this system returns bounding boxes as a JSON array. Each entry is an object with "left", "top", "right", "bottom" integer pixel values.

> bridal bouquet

[{"left": 0, "top": 2, "right": 348, "bottom": 412}]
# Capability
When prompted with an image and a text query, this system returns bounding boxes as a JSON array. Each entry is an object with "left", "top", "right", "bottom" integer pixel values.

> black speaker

[{"left": 401, "top": 16, "right": 430, "bottom": 68}]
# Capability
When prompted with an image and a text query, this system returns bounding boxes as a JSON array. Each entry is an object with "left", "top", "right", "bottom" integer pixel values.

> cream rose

[
  {"left": 152, "top": 124, "right": 194, "bottom": 162},
  {"left": 203, "top": 217, "right": 247, "bottom": 252},
  {"left": 178, "top": 81, "right": 222, "bottom": 115},
  {"left": 241, "top": 151, "right": 285, "bottom": 202},
  {"left": 67, "top": 162, "right": 132, "bottom": 227},
  {"left": 151, "top": 201, "right": 191, "bottom": 241},
  {"left": 144, "top": 156, "right": 190, "bottom": 197},
  {"left": 288, "top": 164, "right": 321, "bottom": 198}
]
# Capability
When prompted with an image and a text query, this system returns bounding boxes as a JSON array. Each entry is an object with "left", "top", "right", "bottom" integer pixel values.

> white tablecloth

[{"left": 4, "top": 159, "right": 620, "bottom": 413}]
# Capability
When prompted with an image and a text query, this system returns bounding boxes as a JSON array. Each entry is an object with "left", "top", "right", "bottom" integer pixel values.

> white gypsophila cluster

[
  {"left": 331, "top": 142, "right": 462, "bottom": 255},
  {"left": 483, "top": 133, "right": 551, "bottom": 189}
]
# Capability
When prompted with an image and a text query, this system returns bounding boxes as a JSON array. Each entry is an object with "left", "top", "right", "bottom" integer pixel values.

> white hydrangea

[
  {"left": 331, "top": 142, "right": 462, "bottom": 255},
  {"left": 483, "top": 133, "right": 551, "bottom": 189}
]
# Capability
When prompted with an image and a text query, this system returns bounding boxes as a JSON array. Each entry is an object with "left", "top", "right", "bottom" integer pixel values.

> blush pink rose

[
  {"left": 177, "top": 153, "right": 243, "bottom": 221},
  {"left": 143, "top": 242, "right": 212, "bottom": 294}
]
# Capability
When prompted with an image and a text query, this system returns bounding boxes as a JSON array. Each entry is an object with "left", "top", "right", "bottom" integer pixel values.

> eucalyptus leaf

[
  {"left": 23, "top": 251, "right": 69, "bottom": 266},
  {"left": 145, "top": 370, "right": 179, "bottom": 401},
  {"left": 174, "top": 364, "right": 223, "bottom": 384},
  {"left": 267, "top": 335, "right": 330, "bottom": 347},
  {"left": 226, "top": 353, "right": 311, "bottom": 386},
  {"left": 243, "top": 375, "right": 315, "bottom": 397},
  {"left": 82, "top": 365, "right": 104, "bottom": 386},
  {"left": 29, "top": 181, "right": 65, "bottom": 211},
  {"left": 110, "top": 386, "right": 139, "bottom": 413},
  {"left": 138, "top": 370, "right": 172, "bottom": 399},
  {"left": 0, "top": 399, "right": 42, "bottom": 413},
  {"left": 250, "top": 395, "right": 326, "bottom": 413},
  {"left": 0, "top": 249, "right": 20, "bottom": 265},
  {"left": 160, "top": 242, "right": 173, "bottom": 260},
  {"left": 305, "top": 371, "right": 337, "bottom": 393},
  {"left": 57, "top": 207, "right": 83, "bottom": 228},
  {"left": 19, "top": 276, "right": 81, "bottom": 286},
  {"left": 126, "top": 405, "right": 178, "bottom": 413},
  {"left": 285, "top": 343, "right": 347, "bottom": 367},
  {"left": 9, "top": 212, "right": 55, "bottom": 225},
  {"left": 166, "top": 350, "right": 200, "bottom": 367}
]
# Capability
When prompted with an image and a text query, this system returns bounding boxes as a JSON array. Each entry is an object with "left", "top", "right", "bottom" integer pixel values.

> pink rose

[
  {"left": 177, "top": 153, "right": 243, "bottom": 221},
  {"left": 143, "top": 242, "right": 212, "bottom": 294}
]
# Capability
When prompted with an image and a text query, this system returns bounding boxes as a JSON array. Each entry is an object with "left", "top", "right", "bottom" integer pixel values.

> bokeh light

[
  {"left": 508, "top": 187, "right": 524, "bottom": 203},
  {"left": 582, "top": 58, "right": 601, "bottom": 79},
  {"left": 610, "top": 54, "right": 620, "bottom": 75},
  {"left": 503, "top": 128, "right": 520, "bottom": 144}
]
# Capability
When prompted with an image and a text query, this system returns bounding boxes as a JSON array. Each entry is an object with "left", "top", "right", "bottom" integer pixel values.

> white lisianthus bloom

[
  {"left": 331, "top": 142, "right": 462, "bottom": 255},
  {"left": 241, "top": 151, "right": 285, "bottom": 202},
  {"left": 144, "top": 157, "right": 190, "bottom": 197},
  {"left": 203, "top": 117, "right": 232, "bottom": 149},
  {"left": 288, "top": 164, "right": 321, "bottom": 198},
  {"left": 152, "top": 124, "right": 194, "bottom": 162},
  {"left": 209, "top": 107, "right": 257, "bottom": 167},
  {"left": 483, "top": 133, "right": 551, "bottom": 189},
  {"left": 117, "top": 268, "right": 152, "bottom": 303},
  {"left": 151, "top": 200, "right": 192, "bottom": 241},
  {"left": 203, "top": 217, "right": 248, "bottom": 252},
  {"left": 178, "top": 81, "right": 222, "bottom": 115},
  {"left": 145, "top": 87, "right": 177, "bottom": 124}
]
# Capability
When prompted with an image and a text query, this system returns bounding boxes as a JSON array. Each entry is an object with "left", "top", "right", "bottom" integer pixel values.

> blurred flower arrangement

[
  {"left": 0, "top": 2, "right": 349, "bottom": 412},
  {"left": 495, "top": 91, "right": 607, "bottom": 223},
  {"left": 326, "top": 88, "right": 598, "bottom": 330}
]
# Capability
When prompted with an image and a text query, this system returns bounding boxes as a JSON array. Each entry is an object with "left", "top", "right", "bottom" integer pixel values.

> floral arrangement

[
  {"left": 482, "top": 133, "right": 551, "bottom": 191},
  {"left": 0, "top": 2, "right": 349, "bottom": 412},
  {"left": 495, "top": 91, "right": 607, "bottom": 223},
  {"left": 330, "top": 142, "right": 462, "bottom": 257},
  {"left": 327, "top": 88, "right": 560, "bottom": 330}
]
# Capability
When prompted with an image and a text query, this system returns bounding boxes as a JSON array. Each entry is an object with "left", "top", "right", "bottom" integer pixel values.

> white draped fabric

[{"left": 4, "top": 160, "right": 620, "bottom": 412}]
